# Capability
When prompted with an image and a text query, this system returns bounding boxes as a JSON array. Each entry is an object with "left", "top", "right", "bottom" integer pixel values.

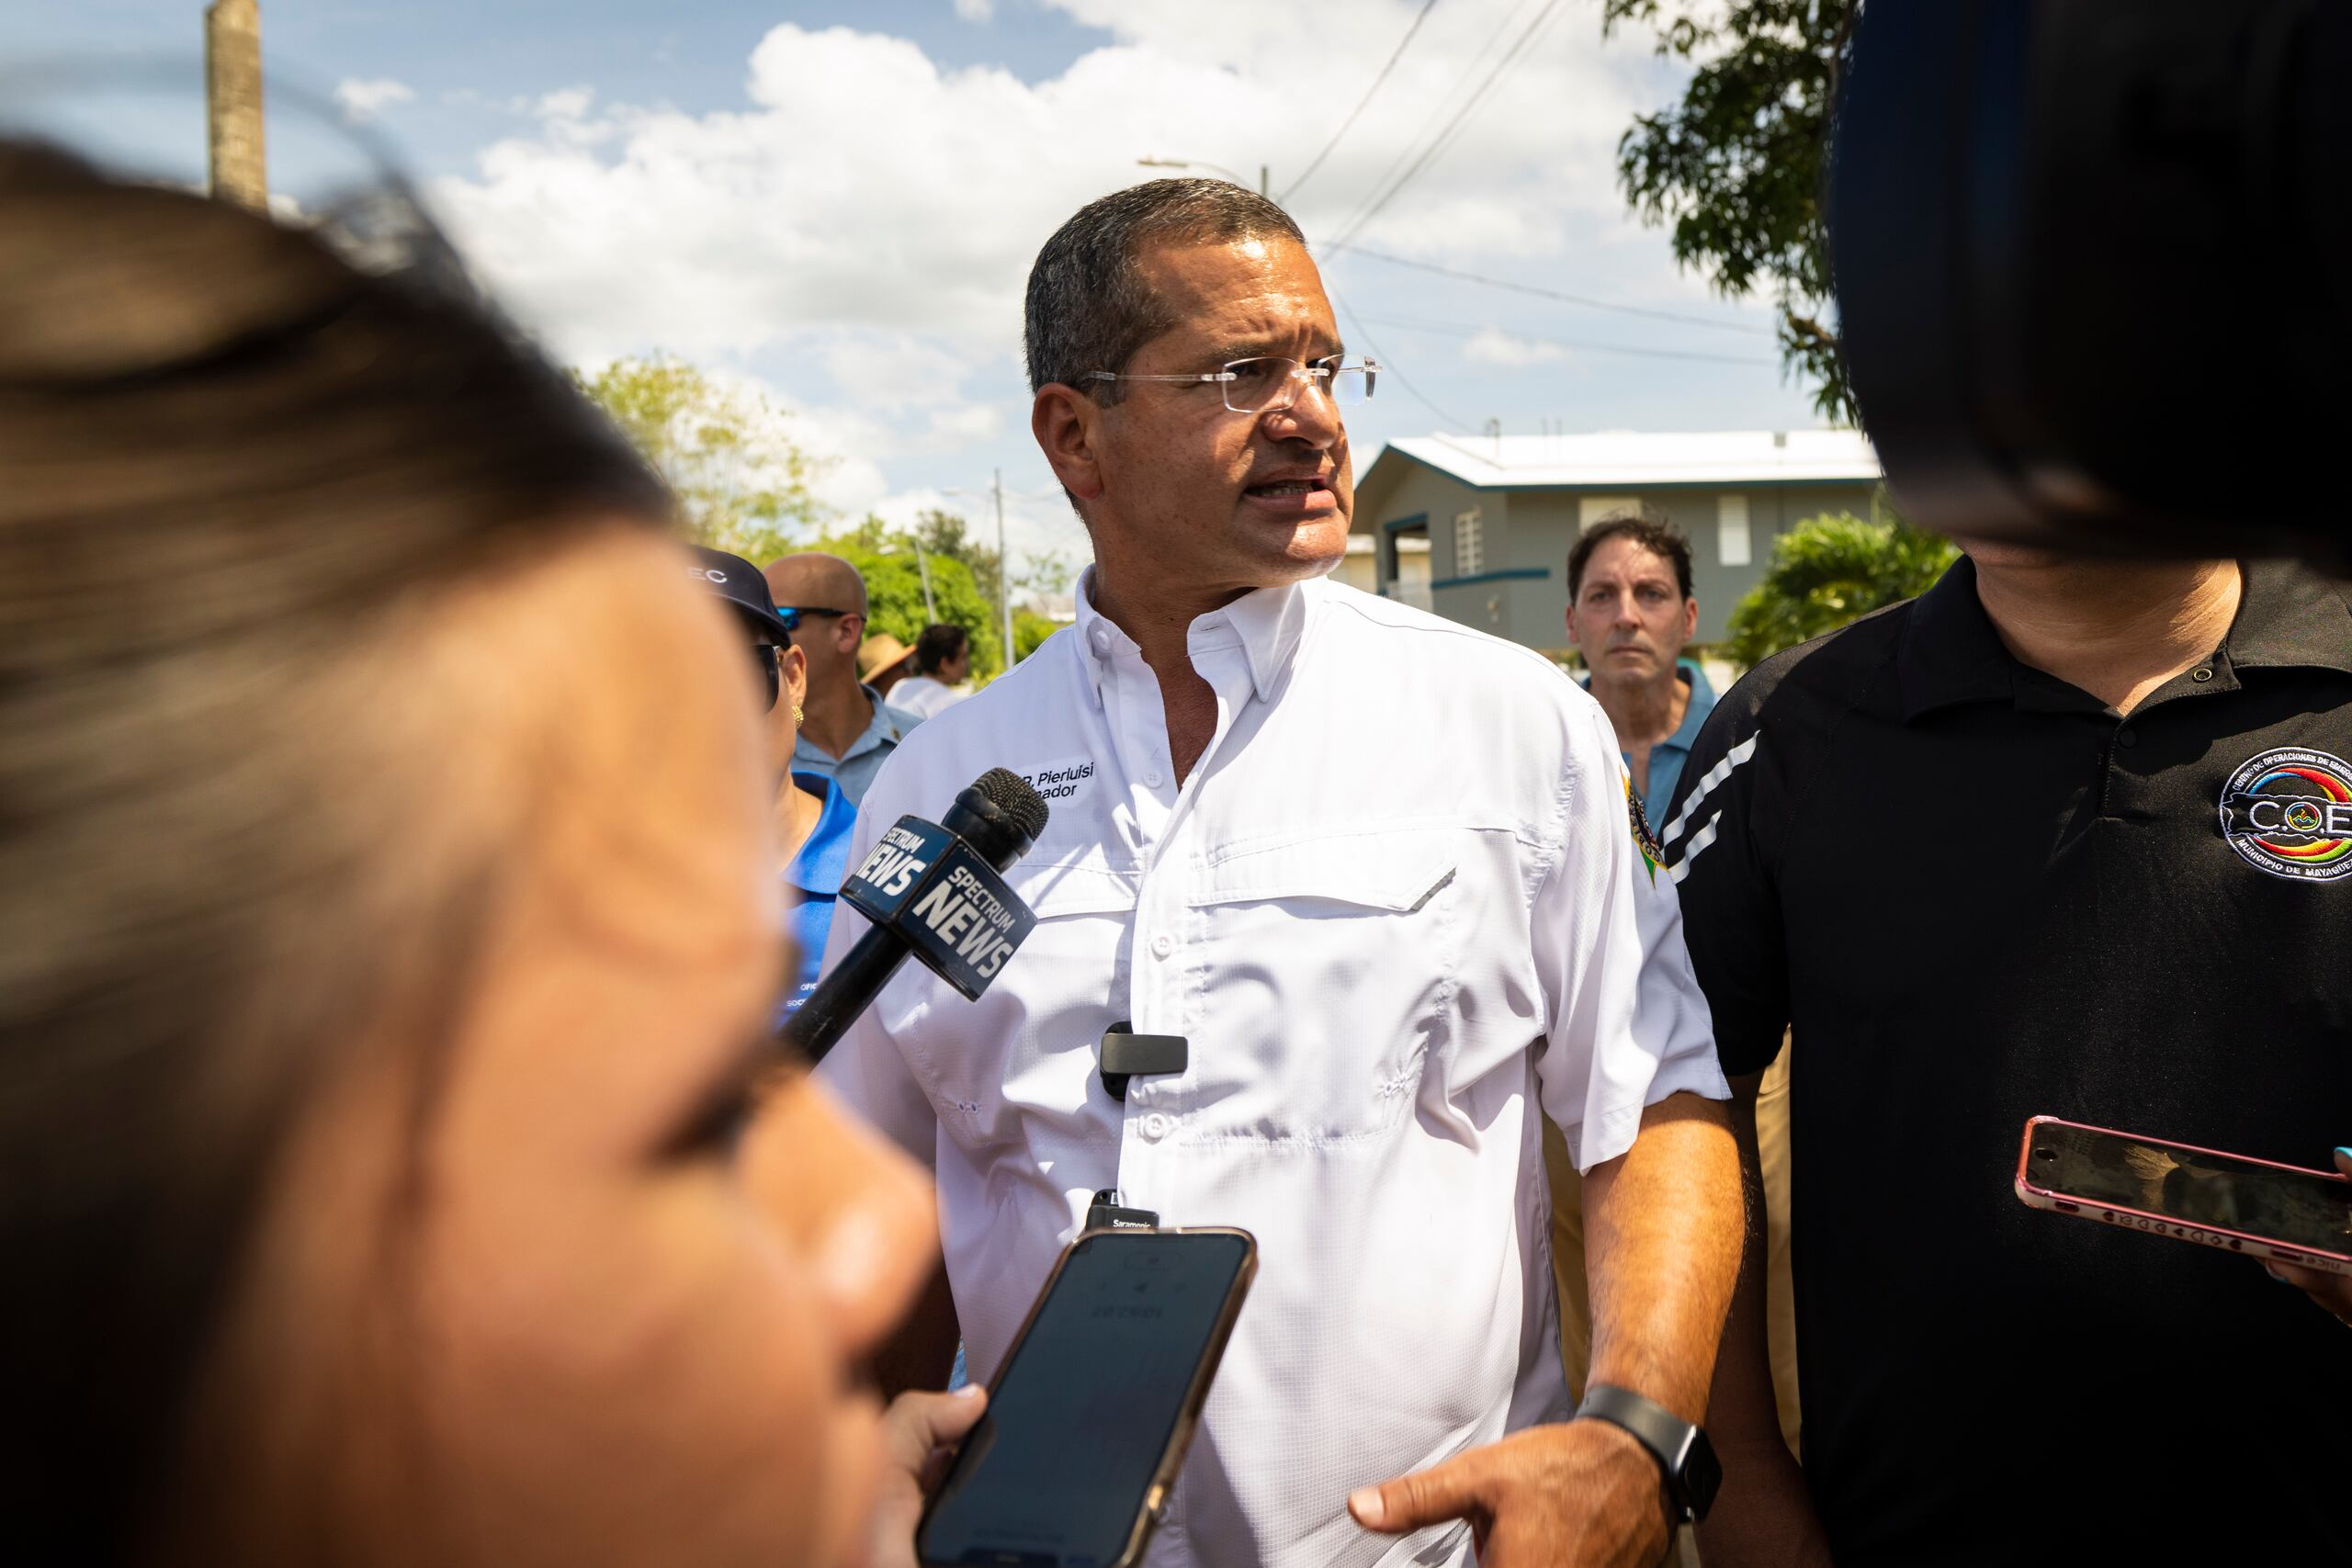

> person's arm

[
  {"left": 1656, "top": 679, "right": 1831, "bottom": 1565},
  {"left": 1691, "top": 1073, "right": 1832, "bottom": 1567}
]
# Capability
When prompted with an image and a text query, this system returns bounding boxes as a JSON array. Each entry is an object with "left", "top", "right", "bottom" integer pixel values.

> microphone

[{"left": 786, "top": 767, "right": 1050, "bottom": 1065}]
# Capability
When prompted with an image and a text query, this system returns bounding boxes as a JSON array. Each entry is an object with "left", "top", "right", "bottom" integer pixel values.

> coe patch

[
  {"left": 2217, "top": 746, "right": 2352, "bottom": 883},
  {"left": 1627, "top": 773, "right": 1663, "bottom": 886}
]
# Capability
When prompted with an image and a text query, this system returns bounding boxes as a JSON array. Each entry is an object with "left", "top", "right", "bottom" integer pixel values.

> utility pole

[
  {"left": 993, "top": 468, "right": 1013, "bottom": 670},
  {"left": 913, "top": 541, "right": 937, "bottom": 620},
  {"left": 1261, "top": 164, "right": 1270, "bottom": 197},
  {"left": 204, "top": 0, "right": 267, "bottom": 211}
]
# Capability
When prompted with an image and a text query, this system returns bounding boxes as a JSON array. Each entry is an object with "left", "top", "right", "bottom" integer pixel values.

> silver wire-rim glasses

[{"left": 1081, "top": 354, "right": 1378, "bottom": 414}]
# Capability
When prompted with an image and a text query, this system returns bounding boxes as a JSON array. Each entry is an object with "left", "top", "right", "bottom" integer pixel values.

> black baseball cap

[{"left": 689, "top": 547, "right": 793, "bottom": 642}]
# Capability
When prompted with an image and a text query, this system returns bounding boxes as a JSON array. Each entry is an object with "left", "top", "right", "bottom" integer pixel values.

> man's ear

[
  {"left": 835, "top": 615, "right": 865, "bottom": 659},
  {"left": 1681, "top": 596, "right": 1700, "bottom": 642},
  {"left": 1033, "top": 385, "right": 1106, "bottom": 504},
  {"left": 781, "top": 643, "right": 808, "bottom": 710}
]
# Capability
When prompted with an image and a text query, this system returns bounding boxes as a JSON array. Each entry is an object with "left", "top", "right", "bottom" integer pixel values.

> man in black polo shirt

[{"left": 1663, "top": 543, "right": 2352, "bottom": 1566}]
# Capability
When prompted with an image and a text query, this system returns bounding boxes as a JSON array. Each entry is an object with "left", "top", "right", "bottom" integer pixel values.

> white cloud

[
  {"left": 335, "top": 77, "right": 414, "bottom": 122},
  {"left": 429, "top": 10, "right": 1667, "bottom": 364},
  {"left": 1462, "top": 327, "right": 1566, "bottom": 367},
  {"left": 953, "top": 0, "right": 996, "bottom": 19},
  {"left": 421, "top": 6, "right": 1733, "bottom": 560}
]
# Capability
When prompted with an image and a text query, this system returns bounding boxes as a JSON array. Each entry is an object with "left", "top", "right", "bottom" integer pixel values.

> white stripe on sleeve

[
  {"left": 1668, "top": 813, "right": 1724, "bottom": 884},
  {"left": 1660, "top": 733, "right": 1758, "bottom": 848}
]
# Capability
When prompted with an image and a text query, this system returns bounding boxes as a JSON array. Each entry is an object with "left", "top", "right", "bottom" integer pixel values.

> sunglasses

[{"left": 773, "top": 605, "right": 854, "bottom": 636}]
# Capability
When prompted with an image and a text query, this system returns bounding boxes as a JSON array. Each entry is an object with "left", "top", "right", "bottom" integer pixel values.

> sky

[{"left": 2, "top": 0, "right": 1825, "bottom": 574}]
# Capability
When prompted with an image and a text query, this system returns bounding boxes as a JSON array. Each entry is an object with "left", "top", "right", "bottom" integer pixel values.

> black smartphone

[
  {"left": 2016, "top": 1115, "right": 2352, "bottom": 1273},
  {"left": 916, "top": 1226, "right": 1256, "bottom": 1568}
]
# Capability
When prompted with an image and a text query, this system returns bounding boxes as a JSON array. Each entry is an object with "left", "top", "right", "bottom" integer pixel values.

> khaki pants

[{"left": 1544, "top": 1044, "right": 1802, "bottom": 1552}]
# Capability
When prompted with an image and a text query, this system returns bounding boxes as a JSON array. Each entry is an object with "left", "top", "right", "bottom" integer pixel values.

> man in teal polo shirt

[{"left": 1567, "top": 516, "right": 1716, "bottom": 820}]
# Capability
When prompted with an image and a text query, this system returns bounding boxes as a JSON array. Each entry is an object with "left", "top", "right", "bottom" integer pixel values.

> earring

[{"left": 792, "top": 703, "right": 805, "bottom": 725}]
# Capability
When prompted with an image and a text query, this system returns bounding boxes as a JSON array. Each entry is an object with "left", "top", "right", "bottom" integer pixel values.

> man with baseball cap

[{"left": 763, "top": 552, "right": 924, "bottom": 807}]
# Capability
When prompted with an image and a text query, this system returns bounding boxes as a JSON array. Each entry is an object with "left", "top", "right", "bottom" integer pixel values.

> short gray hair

[{"left": 1023, "top": 178, "right": 1307, "bottom": 399}]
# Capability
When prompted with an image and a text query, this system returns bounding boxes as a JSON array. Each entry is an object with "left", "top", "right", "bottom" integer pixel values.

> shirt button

[
  {"left": 1150, "top": 933, "right": 1175, "bottom": 959},
  {"left": 2117, "top": 727, "right": 2138, "bottom": 748},
  {"left": 1089, "top": 626, "right": 1112, "bottom": 654},
  {"left": 2192, "top": 667, "right": 2214, "bottom": 683},
  {"left": 1143, "top": 768, "right": 1165, "bottom": 788},
  {"left": 1141, "top": 1111, "right": 1171, "bottom": 1142}
]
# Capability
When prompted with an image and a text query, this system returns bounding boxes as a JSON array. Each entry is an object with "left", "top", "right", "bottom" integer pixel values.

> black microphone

[{"left": 786, "top": 767, "right": 1050, "bottom": 1065}]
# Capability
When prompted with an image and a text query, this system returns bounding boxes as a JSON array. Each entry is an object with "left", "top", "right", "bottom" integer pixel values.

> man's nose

[{"left": 1261, "top": 377, "right": 1343, "bottom": 447}]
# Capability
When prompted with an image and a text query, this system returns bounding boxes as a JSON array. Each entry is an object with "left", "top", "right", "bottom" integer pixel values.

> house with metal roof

[{"left": 1349, "top": 430, "right": 1884, "bottom": 655}]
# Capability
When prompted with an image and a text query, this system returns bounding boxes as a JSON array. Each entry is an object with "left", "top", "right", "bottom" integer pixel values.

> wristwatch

[{"left": 1576, "top": 1383, "right": 1723, "bottom": 1526}]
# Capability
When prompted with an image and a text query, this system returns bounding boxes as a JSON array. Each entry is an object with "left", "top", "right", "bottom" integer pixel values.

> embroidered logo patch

[
  {"left": 1626, "top": 773, "right": 1662, "bottom": 886},
  {"left": 2217, "top": 746, "right": 2352, "bottom": 882}
]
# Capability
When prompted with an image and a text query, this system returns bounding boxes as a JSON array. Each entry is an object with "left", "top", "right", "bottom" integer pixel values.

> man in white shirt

[
  {"left": 816, "top": 179, "right": 1742, "bottom": 1568},
  {"left": 889, "top": 622, "right": 972, "bottom": 718}
]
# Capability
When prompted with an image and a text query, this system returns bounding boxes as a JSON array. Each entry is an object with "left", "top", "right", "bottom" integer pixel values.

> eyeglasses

[
  {"left": 1081, "top": 354, "right": 1378, "bottom": 415},
  {"left": 751, "top": 642, "right": 786, "bottom": 712},
  {"left": 772, "top": 605, "right": 855, "bottom": 636}
]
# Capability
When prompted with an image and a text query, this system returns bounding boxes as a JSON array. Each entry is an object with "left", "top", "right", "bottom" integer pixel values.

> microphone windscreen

[{"left": 972, "top": 767, "right": 1050, "bottom": 842}]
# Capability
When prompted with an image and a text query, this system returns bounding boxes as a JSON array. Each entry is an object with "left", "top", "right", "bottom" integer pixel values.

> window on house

[
  {"left": 1718, "top": 493, "right": 1753, "bottom": 566},
  {"left": 1578, "top": 495, "right": 1642, "bottom": 530},
  {"left": 1453, "top": 507, "right": 1484, "bottom": 577}
]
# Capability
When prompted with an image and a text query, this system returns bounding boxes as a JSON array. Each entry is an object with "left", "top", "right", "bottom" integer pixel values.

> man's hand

[
  {"left": 2267, "top": 1147, "right": 2352, "bottom": 1326},
  {"left": 1348, "top": 1419, "right": 1671, "bottom": 1568},
  {"left": 865, "top": 1385, "right": 987, "bottom": 1568}
]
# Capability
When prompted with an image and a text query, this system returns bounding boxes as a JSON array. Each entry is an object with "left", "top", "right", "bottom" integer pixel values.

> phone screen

[
  {"left": 918, "top": 1229, "right": 1251, "bottom": 1568},
  {"left": 2027, "top": 1122, "right": 2352, "bottom": 1255}
]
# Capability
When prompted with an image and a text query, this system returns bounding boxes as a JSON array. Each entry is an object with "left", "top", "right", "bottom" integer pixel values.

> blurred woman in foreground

[{"left": 0, "top": 142, "right": 969, "bottom": 1565}]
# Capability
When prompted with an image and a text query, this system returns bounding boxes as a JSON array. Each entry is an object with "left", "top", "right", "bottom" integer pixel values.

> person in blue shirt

[
  {"left": 1566, "top": 516, "right": 1718, "bottom": 821},
  {"left": 691, "top": 548, "right": 861, "bottom": 1022}
]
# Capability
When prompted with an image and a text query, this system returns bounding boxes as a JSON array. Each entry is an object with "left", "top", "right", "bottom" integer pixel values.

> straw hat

[{"left": 858, "top": 632, "right": 915, "bottom": 683}]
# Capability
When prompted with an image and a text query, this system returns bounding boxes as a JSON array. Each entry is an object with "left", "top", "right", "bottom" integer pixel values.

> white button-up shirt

[{"left": 816, "top": 570, "right": 1725, "bottom": 1567}]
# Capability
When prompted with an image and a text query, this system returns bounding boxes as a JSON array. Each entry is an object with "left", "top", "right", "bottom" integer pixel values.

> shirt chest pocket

[{"left": 1176, "top": 825, "right": 1468, "bottom": 1144}]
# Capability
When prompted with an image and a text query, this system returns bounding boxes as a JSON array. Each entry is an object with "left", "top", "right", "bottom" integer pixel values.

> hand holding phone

[{"left": 916, "top": 1227, "right": 1254, "bottom": 1568}]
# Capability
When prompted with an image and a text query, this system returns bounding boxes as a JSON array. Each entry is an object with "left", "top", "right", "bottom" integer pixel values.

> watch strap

[{"left": 1576, "top": 1382, "right": 1721, "bottom": 1525}]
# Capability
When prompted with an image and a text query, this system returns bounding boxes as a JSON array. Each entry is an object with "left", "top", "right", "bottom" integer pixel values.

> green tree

[
  {"left": 1013, "top": 607, "right": 1063, "bottom": 662},
  {"left": 1724, "top": 512, "right": 1955, "bottom": 668},
  {"left": 577, "top": 355, "right": 831, "bottom": 561},
  {"left": 1605, "top": 0, "right": 1859, "bottom": 422},
  {"left": 816, "top": 524, "right": 1007, "bottom": 680},
  {"left": 913, "top": 509, "right": 1001, "bottom": 611}
]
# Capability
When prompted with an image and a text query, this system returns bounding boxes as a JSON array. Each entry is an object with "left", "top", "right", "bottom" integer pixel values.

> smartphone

[
  {"left": 2016, "top": 1115, "right": 2352, "bottom": 1276},
  {"left": 916, "top": 1226, "right": 1256, "bottom": 1568}
]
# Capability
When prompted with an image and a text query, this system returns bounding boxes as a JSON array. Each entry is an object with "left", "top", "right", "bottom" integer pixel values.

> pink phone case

[{"left": 2015, "top": 1115, "right": 2352, "bottom": 1278}]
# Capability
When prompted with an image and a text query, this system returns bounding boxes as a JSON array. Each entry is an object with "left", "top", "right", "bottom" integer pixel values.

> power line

[
  {"left": 1278, "top": 0, "right": 1442, "bottom": 206},
  {"left": 1335, "top": 245, "right": 1781, "bottom": 337},
  {"left": 1354, "top": 310, "right": 1781, "bottom": 366},
  {"left": 1330, "top": 290, "right": 1477, "bottom": 434},
  {"left": 1326, "top": 0, "right": 1569, "bottom": 254},
  {"left": 1321, "top": 0, "right": 1539, "bottom": 245}
]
